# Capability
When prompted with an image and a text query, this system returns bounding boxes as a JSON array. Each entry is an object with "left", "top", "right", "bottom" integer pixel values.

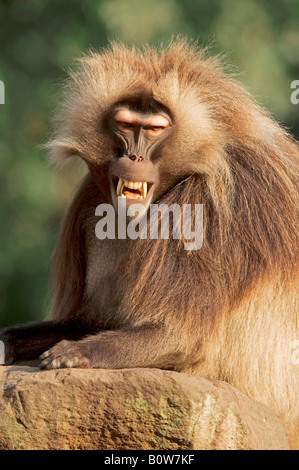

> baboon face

[{"left": 103, "top": 97, "right": 173, "bottom": 210}]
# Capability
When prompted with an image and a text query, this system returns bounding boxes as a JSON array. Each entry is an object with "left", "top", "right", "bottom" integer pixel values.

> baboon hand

[{"left": 39, "top": 340, "right": 90, "bottom": 369}]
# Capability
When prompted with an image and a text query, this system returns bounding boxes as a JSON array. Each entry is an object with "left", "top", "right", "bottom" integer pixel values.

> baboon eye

[
  {"left": 117, "top": 121, "right": 133, "bottom": 129},
  {"left": 145, "top": 126, "right": 166, "bottom": 137}
]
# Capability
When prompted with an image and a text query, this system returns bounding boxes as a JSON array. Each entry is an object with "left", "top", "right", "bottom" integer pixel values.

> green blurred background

[{"left": 0, "top": 0, "right": 298, "bottom": 326}]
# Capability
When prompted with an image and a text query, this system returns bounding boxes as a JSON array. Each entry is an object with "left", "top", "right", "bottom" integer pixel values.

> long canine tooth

[
  {"left": 142, "top": 182, "right": 147, "bottom": 199},
  {"left": 117, "top": 177, "right": 124, "bottom": 196}
]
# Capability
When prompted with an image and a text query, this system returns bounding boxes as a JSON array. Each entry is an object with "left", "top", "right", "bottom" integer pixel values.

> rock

[{"left": 0, "top": 366, "right": 289, "bottom": 450}]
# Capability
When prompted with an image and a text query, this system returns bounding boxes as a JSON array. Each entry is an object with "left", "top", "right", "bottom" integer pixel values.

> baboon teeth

[
  {"left": 142, "top": 182, "right": 147, "bottom": 199},
  {"left": 116, "top": 177, "right": 148, "bottom": 199},
  {"left": 116, "top": 177, "right": 125, "bottom": 196}
]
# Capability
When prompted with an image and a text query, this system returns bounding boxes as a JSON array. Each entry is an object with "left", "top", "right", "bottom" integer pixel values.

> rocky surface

[{"left": 0, "top": 366, "right": 290, "bottom": 450}]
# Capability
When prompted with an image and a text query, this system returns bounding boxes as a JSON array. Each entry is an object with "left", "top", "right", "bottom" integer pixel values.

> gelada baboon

[{"left": 0, "top": 41, "right": 298, "bottom": 448}]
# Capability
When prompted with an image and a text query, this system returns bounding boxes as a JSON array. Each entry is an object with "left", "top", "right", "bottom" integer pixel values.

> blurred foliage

[{"left": 0, "top": 0, "right": 298, "bottom": 326}]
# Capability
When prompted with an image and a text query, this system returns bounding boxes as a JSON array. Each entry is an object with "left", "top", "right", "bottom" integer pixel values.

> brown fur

[{"left": 2, "top": 40, "right": 299, "bottom": 448}]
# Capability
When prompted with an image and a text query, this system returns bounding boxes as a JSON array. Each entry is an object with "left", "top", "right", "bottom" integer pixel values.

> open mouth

[{"left": 114, "top": 177, "right": 150, "bottom": 200}]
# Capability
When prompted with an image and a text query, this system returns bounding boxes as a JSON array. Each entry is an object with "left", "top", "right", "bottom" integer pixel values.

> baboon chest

[{"left": 84, "top": 236, "right": 133, "bottom": 320}]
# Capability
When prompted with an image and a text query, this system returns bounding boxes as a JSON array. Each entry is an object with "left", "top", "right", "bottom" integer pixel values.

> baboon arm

[
  {"left": 0, "top": 318, "right": 101, "bottom": 365},
  {"left": 39, "top": 325, "right": 193, "bottom": 370}
]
